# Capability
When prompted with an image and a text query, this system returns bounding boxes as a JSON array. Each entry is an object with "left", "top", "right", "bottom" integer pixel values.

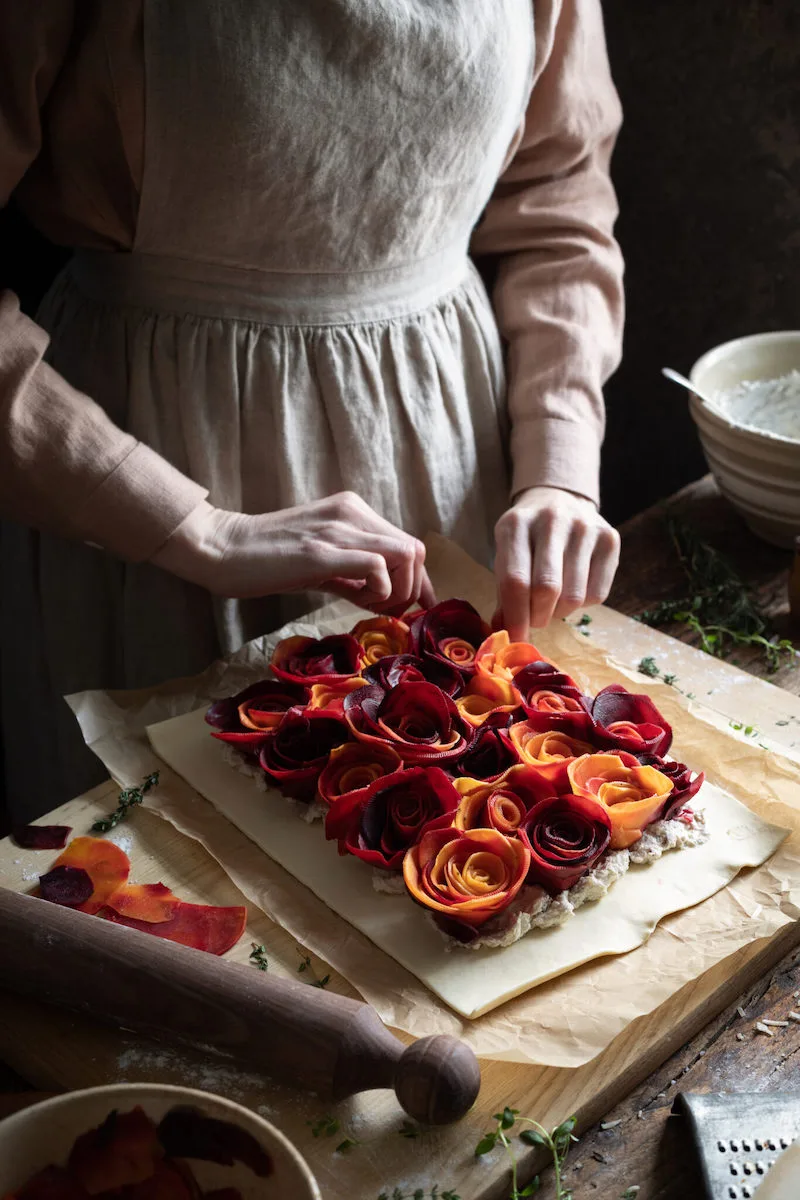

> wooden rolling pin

[{"left": 0, "top": 889, "right": 480, "bottom": 1124}]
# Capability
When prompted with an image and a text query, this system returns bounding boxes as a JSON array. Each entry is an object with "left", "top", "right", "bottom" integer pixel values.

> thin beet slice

[
  {"left": 67, "top": 1106, "right": 160, "bottom": 1192},
  {"left": 105, "top": 882, "right": 182, "bottom": 924},
  {"left": 12, "top": 1165, "right": 89, "bottom": 1200},
  {"left": 13, "top": 824, "right": 72, "bottom": 850},
  {"left": 38, "top": 865, "right": 94, "bottom": 908},
  {"left": 157, "top": 1107, "right": 272, "bottom": 1177},
  {"left": 50, "top": 837, "right": 131, "bottom": 915},
  {"left": 100, "top": 901, "right": 247, "bottom": 955}
]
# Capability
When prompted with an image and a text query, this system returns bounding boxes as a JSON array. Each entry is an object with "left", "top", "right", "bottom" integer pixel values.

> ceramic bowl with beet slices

[{"left": 0, "top": 1083, "right": 322, "bottom": 1200}]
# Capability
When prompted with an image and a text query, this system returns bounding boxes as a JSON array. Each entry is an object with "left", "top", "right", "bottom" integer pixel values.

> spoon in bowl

[{"left": 661, "top": 367, "right": 715, "bottom": 406}]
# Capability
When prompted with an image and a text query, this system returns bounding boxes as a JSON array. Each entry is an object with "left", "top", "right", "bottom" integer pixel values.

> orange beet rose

[
  {"left": 351, "top": 616, "right": 410, "bottom": 664},
  {"left": 568, "top": 753, "right": 673, "bottom": 849},
  {"left": 508, "top": 726, "right": 595, "bottom": 791},
  {"left": 317, "top": 741, "right": 404, "bottom": 805},
  {"left": 474, "top": 631, "right": 549, "bottom": 683},
  {"left": 403, "top": 826, "right": 530, "bottom": 935},
  {"left": 308, "top": 676, "right": 365, "bottom": 714},
  {"left": 455, "top": 674, "right": 521, "bottom": 728},
  {"left": 453, "top": 764, "right": 554, "bottom": 834}
]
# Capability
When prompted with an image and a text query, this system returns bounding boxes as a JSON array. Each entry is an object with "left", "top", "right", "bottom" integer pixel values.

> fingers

[
  {"left": 553, "top": 522, "right": 594, "bottom": 621},
  {"left": 529, "top": 514, "right": 566, "bottom": 628},
  {"left": 586, "top": 527, "right": 621, "bottom": 605},
  {"left": 495, "top": 511, "right": 533, "bottom": 641}
]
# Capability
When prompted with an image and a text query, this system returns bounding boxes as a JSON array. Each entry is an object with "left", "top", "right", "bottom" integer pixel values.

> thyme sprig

[
  {"left": 639, "top": 516, "right": 794, "bottom": 674},
  {"left": 297, "top": 948, "right": 330, "bottom": 988},
  {"left": 91, "top": 771, "right": 159, "bottom": 833},
  {"left": 249, "top": 943, "right": 269, "bottom": 971},
  {"left": 377, "top": 1190, "right": 460, "bottom": 1200},
  {"left": 474, "top": 1109, "right": 578, "bottom": 1200}
]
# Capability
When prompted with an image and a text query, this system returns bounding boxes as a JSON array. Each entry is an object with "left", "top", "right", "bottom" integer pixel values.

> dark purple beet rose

[
  {"left": 636, "top": 753, "right": 704, "bottom": 819},
  {"left": 259, "top": 708, "right": 350, "bottom": 801},
  {"left": 270, "top": 634, "right": 361, "bottom": 685},
  {"left": 344, "top": 681, "right": 473, "bottom": 765},
  {"left": 407, "top": 599, "right": 490, "bottom": 676},
  {"left": 362, "top": 652, "right": 464, "bottom": 698},
  {"left": 519, "top": 794, "right": 611, "bottom": 893},
  {"left": 452, "top": 718, "right": 519, "bottom": 781},
  {"left": 590, "top": 684, "right": 672, "bottom": 757},
  {"left": 205, "top": 680, "right": 310, "bottom": 746},
  {"left": 325, "top": 766, "right": 460, "bottom": 870}
]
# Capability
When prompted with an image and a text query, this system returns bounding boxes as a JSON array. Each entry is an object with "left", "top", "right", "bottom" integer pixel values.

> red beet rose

[
  {"left": 270, "top": 634, "right": 362, "bottom": 685},
  {"left": 515, "top": 661, "right": 593, "bottom": 738},
  {"left": 407, "top": 599, "right": 490, "bottom": 675},
  {"left": 636, "top": 752, "right": 704, "bottom": 819},
  {"left": 259, "top": 708, "right": 350, "bottom": 800},
  {"left": 452, "top": 718, "right": 519, "bottom": 781},
  {"left": 344, "top": 681, "right": 473, "bottom": 765},
  {"left": 205, "top": 680, "right": 310, "bottom": 746},
  {"left": 362, "top": 652, "right": 464, "bottom": 698},
  {"left": 325, "top": 766, "right": 460, "bottom": 870},
  {"left": 590, "top": 684, "right": 672, "bottom": 756},
  {"left": 317, "top": 742, "right": 404, "bottom": 805},
  {"left": 519, "top": 794, "right": 611, "bottom": 893}
]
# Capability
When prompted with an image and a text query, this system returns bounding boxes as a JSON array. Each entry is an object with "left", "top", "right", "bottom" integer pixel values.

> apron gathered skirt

[{"left": 1, "top": 0, "right": 535, "bottom": 819}]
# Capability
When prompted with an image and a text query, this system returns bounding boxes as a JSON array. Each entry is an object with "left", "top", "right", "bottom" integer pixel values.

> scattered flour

[
  {"left": 708, "top": 370, "right": 800, "bottom": 441},
  {"left": 116, "top": 1043, "right": 273, "bottom": 1101}
]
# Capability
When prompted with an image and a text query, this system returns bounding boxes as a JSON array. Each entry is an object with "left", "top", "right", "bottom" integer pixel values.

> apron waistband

[{"left": 68, "top": 245, "right": 473, "bottom": 326}]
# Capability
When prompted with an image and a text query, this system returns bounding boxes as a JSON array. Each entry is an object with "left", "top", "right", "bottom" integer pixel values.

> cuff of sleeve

[
  {"left": 70, "top": 442, "right": 209, "bottom": 563},
  {"left": 510, "top": 414, "right": 601, "bottom": 508}
]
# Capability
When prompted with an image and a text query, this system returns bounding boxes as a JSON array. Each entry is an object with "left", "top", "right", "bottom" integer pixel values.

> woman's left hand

[{"left": 493, "top": 486, "right": 620, "bottom": 640}]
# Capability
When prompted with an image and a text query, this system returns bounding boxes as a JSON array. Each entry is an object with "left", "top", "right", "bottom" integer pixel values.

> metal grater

[{"left": 675, "top": 1093, "right": 800, "bottom": 1199}]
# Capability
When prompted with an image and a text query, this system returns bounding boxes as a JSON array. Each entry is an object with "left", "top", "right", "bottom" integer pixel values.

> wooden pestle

[{"left": 0, "top": 889, "right": 480, "bottom": 1124}]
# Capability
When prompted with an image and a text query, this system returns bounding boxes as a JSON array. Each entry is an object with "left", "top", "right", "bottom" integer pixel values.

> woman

[{"left": 0, "top": 0, "right": 623, "bottom": 820}]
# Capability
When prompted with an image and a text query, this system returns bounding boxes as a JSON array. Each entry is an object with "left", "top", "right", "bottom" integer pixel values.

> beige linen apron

[{"left": 3, "top": 1, "right": 534, "bottom": 819}]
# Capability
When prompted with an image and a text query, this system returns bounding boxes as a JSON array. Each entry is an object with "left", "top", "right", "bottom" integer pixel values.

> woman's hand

[
  {"left": 152, "top": 492, "right": 436, "bottom": 612},
  {"left": 493, "top": 486, "right": 620, "bottom": 640}
]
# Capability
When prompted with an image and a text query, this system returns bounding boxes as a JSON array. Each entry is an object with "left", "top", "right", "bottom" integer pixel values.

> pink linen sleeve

[
  {"left": 0, "top": 5, "right": 207, "bottom": 561},
  {"left": 470, "top": 0, "right": 625, "bottom": 508}
]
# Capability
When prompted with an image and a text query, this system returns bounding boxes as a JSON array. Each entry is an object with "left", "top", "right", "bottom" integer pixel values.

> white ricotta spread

[
  {"left": 708, "top": 370, "right": 800, "bottom": 442},
  {"left": 221, "top": 743, "right": 324, "bottom": 822}
]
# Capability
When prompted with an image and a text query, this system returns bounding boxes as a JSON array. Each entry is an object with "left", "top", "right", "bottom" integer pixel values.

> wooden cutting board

[{"left": 2, "top": 610, "right": 799, "bottom": 1200}]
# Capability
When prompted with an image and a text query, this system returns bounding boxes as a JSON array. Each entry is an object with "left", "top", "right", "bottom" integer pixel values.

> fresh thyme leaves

[
  {"left": 620, "top": 1189, "right": 641, "bottom": 1199},
  {"left": 640, "top": 516, "right": 795, "bottom": 674},
  {"left": 578, "top": 614, "right": 592, "bottom": 626},
  {"left": 249, "top": 943, "right": 269, "bottom": 971},
  {"left": 308, "top": 1114, "right": 340, "bottom": 1138},
  {"left": 637, "top": 656, "right": 660, "bottom": 678},
  {"left": 662, "top": 673, "right": 677, "bottom": 686},
  {"left": 730, "top": 721, "right": 759, "bottom": 738},
  {"left": 91, "top": 771, "right": 159, "bottom": 833},
  {"left": 335, "top": 1137, "right": 359, "bottom": 1153},
  {"left": 297, "top": 948, "right": 331, "bottom": 988},
  {"left": 474, "top": 1109, "right": 578, "bottom": 1200},
  {"left": 377, "top": 1189, "right": 461, "bottom": 1200}
]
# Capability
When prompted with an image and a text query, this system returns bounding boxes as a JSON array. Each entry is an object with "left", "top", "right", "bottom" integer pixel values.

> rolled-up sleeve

[
  {"left": 471, "top": 0, "right": 624, "bottom": 508},
  {"left": 0, "top": 4, "right": 207, "bottom": 560}
]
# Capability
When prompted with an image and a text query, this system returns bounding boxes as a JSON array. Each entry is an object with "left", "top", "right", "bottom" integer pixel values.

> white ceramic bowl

[
  {"left": 0, "top": 1083, "right": 322, "bottom": 1199},
  {"left": 689, "top": 330, "right": 800, "bottom": 547}
]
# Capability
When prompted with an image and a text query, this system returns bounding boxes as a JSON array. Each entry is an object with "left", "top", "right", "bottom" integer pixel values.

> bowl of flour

[{"left": 688, "top": 331, "right": 800, "bottom": 548}]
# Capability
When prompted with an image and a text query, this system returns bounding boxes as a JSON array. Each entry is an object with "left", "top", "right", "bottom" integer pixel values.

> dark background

[{"left": 0, "top": 2, "right": 798, "bottom": 818}]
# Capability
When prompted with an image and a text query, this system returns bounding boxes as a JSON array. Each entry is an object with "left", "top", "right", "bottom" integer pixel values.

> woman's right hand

[{"left": 152, "top": 492, "right": 436, "bottom": 612}]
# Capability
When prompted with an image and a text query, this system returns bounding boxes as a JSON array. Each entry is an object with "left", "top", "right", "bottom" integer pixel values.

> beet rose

[
  {"left": 474, "top": 631, "right": 549, "bottom": 683},
  {"left": 515, "top": 662, "right": 593, "bottom": 738},
  {"left": 453, "top": 764, "right": 555, "bottom": 834},
  {"left": 259, "top": 708, "right": 350, "bottom": 801},
  {"left": 589, "top": 684, "right": 672, "bottom": 757},
  {"left": 317, "top": 742, "right": 403, "bottom": 805},
  {"left": 362, "top": 653, "right": 463, "bottom": 698},
  {"left": 403, "top": 826, "right": 530, "bottom": 934},
  {"left": 519, "top": 795, "right": 611, "bottom": 892},
  {"left": 636, "top": 753, "right": 704, "bottom": 819},
  {"left": 407, "top": 599, "right": 490, "bottom": 675},
  {"left": 325, "top": 766, "right": 460, "bottom": 870},
  {"left": 350, "top": 616, "right": 410, "bottom": 664},
  {"left": 344, "top": 681, "right": 473, "bottom": 765},
  {"left": 307, "top": 677, "right": 365, "bottom": 715},
  {"left": 452, "top": 719, "right": 519, "bottom": 781},
  {"left": 455, "top": 674, "right": 522, "bottom": 728},
  {"left": 270, "top": 634, "right": 362, "bottom": 685},
  {"left": 205, "top": 680, "right": 310, "bottom": 745},
  {"left": 568, "top": 752, "right": 673, "bottom": 849},
  {"left": 508, "top": 726, "right": 595, "bottom": 791}
]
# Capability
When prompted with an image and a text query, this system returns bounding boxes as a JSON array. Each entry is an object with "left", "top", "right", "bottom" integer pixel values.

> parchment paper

[{"left": 67, "top": 535, "right": 800, "bottom": 1067}]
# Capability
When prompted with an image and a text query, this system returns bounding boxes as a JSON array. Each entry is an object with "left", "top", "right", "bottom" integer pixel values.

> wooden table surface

[{"left": 3, "top": 474, "right": 800, "bottom": 1200}]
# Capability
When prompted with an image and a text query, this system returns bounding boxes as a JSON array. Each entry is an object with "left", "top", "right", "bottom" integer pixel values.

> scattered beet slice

[
  {"left": 67, "top": 1106, "right": 160, "bottom": 1192},
  {"left": 50, "top": 837, "right": 131, "bottom": 915},
  {"left": 13, "top": 824, "right": 72, "bottom": 850},
  {"left": 105, "top": 882, "right": 182, "bottom": 924},
  {"left": 100, "top": 901, "right": 247, "bottom": 955},
  {"left": 38, "top": 866, "right": 94, "bottom": 909},
  {"left": 10, "top": 1165, "right": 89, "bottom": 1200},
  {"left": 157, "top": 1107, "right": 272, "bottom": 1177}
]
